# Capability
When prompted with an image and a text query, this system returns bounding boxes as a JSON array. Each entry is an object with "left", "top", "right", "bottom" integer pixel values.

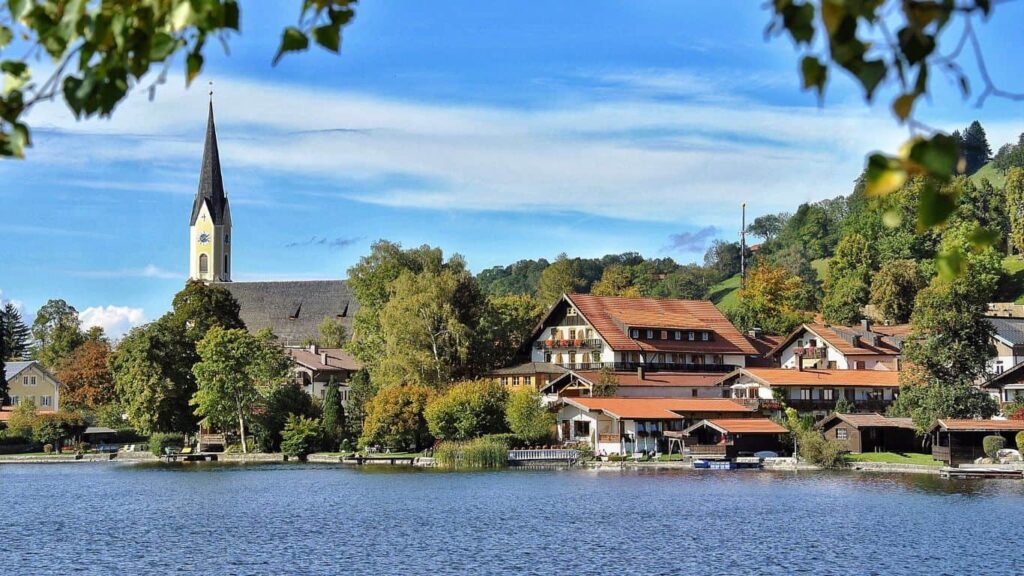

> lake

[{"left": 1, "top": 463, "right": 1022, "bottom": 575}]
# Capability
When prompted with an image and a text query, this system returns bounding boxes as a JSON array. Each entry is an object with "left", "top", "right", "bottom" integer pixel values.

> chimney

[
  {"left": 637, "top": 366, "right": 645, "bottom": 381},
  {"left": 321, "top": 352, "right": 329, "bottom": 365},
  {"left": 747, "top": 328, "right": 763, "bottom": 339},
  {"left": 861, "top": 319, "right": 871, "bottom": 332},
  {"left": 309, "top": 343, "right": 318, "bottom": 354}
]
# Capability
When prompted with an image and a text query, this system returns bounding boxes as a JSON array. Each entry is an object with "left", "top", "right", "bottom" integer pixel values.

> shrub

[
  {"left": 573, "top": 441, "right": 594, "bottom": 461},
  {"left": 797, "top": 431, "right": 846, "bottom": 469},
  {"left": 425, "top": 379, "right": 508, "bottom": 441},
  {"left": 1016, "top": 430, "right": 1024, "bottom": 452},
  {"left": 359, "top": 384, "right": 433, "bottom": 451},
  {"left": 149, "top": 432, "right": 185, "bottom": 456},
  {"left": 505, "top": 387, "right": 554, "bottom": 444},
  {"left": 280, "top": 415, "right": 321, "bottom": 459},
  {"left": 7, "top": 400, "right": 37, "bottom": 439},
  {"left": 33, "top": 414, "right": 67, "bottom": 448},
  {"left": 78, "top": 442, "right": 91, "bottom": 453},
  {"left": 481, "top": 433, "right": 520, "bottom": 449},
  {"left": 43, "top": 443, "right": 53, "bottom": 454},
  {"left": 433, "top": 436, "right": 508, "bottom": 469},
  {"left": 255, "top": 383, "right": 319, "bottom": 453},
  {"left": 983, "top": 435, "right": 1006, "bottom": 460}
]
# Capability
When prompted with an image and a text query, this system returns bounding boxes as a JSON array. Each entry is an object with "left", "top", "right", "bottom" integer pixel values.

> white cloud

[
  {"left": 0, "top": 290, "right": 26, "bottom": 315},
  {"left": 14, "top": 70, "right": 1000, "bottom": 229},
  {"left": 79, "top": 306, "right": 146, "bottom": 338}
]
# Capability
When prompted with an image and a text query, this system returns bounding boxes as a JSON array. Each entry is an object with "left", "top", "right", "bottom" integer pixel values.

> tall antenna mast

[{"left": 740, "top": 202, "right": 747, "bottom": 290}]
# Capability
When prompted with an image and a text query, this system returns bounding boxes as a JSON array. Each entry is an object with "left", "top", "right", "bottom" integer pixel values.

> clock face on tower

[{"left": 199, "top": 233, "right": 210, "bottom": 244}]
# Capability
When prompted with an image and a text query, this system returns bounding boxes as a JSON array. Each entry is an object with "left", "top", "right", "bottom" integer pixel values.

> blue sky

[{"left": 2, "top": 1, "right": 1024, "bottom": 336}]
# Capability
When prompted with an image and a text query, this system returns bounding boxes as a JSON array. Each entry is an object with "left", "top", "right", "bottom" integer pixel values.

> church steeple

[
  {"left": 189, "top": 93, "right": 232, "bottom": 283},
  {"left": 190, "top": 100, "right": 229, "bottom": 226}
]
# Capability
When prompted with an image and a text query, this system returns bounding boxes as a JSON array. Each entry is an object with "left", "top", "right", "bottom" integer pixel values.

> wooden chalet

[
  {"left": 929, "top": 419, "right": 1024, "bottom": 465},
  {"left": 681, "top": 418, "right": 788, "bottom": 459},
  {"left": 817, "top": 413, "right": 921, "bottom": 454}
]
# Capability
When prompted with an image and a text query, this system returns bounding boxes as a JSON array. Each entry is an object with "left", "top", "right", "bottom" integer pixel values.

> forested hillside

[{"left": 476, "top": 121, "right": 1024, "bottom": 330}]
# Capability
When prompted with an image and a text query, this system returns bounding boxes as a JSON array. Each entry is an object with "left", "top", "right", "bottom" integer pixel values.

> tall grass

[{"left": 434, "top": 436, "right": 509, "bottom": 469}]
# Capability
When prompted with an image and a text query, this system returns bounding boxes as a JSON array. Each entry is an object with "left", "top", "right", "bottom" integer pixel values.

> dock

[{"left": 940, "top": 466, "right": 1024, "bottom": 479}]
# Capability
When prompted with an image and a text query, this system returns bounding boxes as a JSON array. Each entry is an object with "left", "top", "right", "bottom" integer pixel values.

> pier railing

[{"left": 508, "top": 449, "right": 580, "bottom": 463}]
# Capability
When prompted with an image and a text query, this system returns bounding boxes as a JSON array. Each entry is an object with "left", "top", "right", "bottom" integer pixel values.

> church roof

[
  {"left": 215, "top": 280, "right": 359, "bottom": 346},
  {"left": 190, "top": 101, "right": 229, "bottom": 226}
]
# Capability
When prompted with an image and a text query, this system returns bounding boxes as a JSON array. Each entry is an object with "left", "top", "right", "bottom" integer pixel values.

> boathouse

[
  {"left": 817, "top": 413, "right": 922, "bottom": 454},
  {"left": 681, "top": 418, "right": 788, "bottom": 459},
  {"left": 929, "top": 419, "right": 1024, "bottom": 465}
]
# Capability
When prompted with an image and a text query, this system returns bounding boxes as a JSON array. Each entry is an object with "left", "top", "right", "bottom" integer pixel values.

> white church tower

[{"left": 189, "top": 99, "right": 232, "bottom": 282}]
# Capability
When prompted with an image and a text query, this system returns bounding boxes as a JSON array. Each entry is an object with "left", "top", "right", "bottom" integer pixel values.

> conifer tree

[
  {"left": 961, "top": 120, "right": 992, "bottom": 175},
  {"left": 321, "top": 377, "right": 346, "bottom": 450},
  {"left": 1, "top": 302, "right": 32, "bottom": 360}
]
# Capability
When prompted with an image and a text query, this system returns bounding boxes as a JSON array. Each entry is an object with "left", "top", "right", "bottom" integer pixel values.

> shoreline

[{"left": 0, "top": 452, "right": 952, "bottom": 475}]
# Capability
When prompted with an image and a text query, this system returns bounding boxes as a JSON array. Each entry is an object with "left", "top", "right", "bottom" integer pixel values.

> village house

[
  {"left": 984, "top": 315, "right": 1024, "bottom": 375},
  {"left": 981, "top": 359, "right": 1024, "bottom": 404},
  {"left": 2, "top": 361, "right": 60, "bottom": 413},
  {"left": 287, "top": 345, "right": 362, "bottom": 403},
  {"left": 719, "top": 367, "right": 901, "bottom": 416},
  {"left": 929, "top": 419, "right": 1024, "bottom": 465},
  {"left": 817, "top": 413, "right": 922, "bottom": 454},
  {"left": 540, "top": 368, "right": 729, "bottom": 400},
  {"left": 488, "top": 362, "right": 567, "bottom": 390},
  {"left": 681, "top": 418, "right": 789, "bottom": 459},
  {"left": 769, "top": 321, "right": 904, "bottom": 371},
  {"left": 555, "top": 396, "right": 755, "bottom": 455}
]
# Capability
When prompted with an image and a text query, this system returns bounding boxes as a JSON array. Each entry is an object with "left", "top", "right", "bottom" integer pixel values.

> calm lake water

[{"left": 2, "top": 464, "right": 1023, "bottom": 575}]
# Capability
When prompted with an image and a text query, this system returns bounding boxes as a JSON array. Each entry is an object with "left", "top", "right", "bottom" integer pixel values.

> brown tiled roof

[
  {"left": 745, "top": 334, "right": 784, "bottom": 356},
  {"left": 932, "top": 419, "right": 1024, "bottom": 432},
  {"left": 818, "top": 413, "right": 916, "bottom": 430},
  {"left": 871, "top": 324, "right": 913, "bottom": 337},
  {"left": 575, "top": 370, "right": 726, "bottom": 388},
  {"left": 566, "top": 294, "right": 758, "bottom": 355},
  {"left": 488, "top": 362, "right": 568, "bottom": 376},
  {"left": 727, "top": 368, "right": 901, "bottom": 388},
  {"left": 687, "top": 418, "right": 788, "bottom": 435},
  {"left": 770, "top": 323, "right": 902, "bottom": 357},
  {"left": 565, "top": 397, "right": 753, "bottom": 419},
  {"left": 288, "top": 347, "right": 362, "bottom": 372}
]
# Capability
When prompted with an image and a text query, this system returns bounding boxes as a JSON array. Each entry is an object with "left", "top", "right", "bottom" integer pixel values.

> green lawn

[
  {"left": 707, "top": 273, "right": 740, "bottom": 314},
  {"left": 969, "top": 161, "right": 1007, "bottom": 190},
  {"left": 844, "top": 452, "right": 943, "bottom": 467},
  {"left": 996, "top": 255, "right": 1024, "bottom": 304}
]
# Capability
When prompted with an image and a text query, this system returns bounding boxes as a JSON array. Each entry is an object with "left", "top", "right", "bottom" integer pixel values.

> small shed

[
  {"left": 82, "top": 427, "right": 117, "bottom": 445},
  {"left": 929, "top": 419, "right": 1024, "bottom": 465},
  {"left": 682, "top": 418, "right": 788, "bottom": 459},
  {"left": 817, "top": 413, "right": 921, "bottom": 454}
]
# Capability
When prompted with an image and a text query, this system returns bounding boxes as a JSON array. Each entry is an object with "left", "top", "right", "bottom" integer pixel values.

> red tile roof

[
  {"left": 566, "top": 294, "right": 758, "bottom": 355},
  {"left": 574, "top": 370, "right": 726, "bottom": 388},
  {"left": 0, "top": 407, "right": 54, "bottom": 422},
  {"left": 817, "top": 413, "right": 916, "bottom": 430},
  {"left": 564, "top": 397, "right": 753, "bottom": 419},
  {"left": 727, "top": 368, "right": 901, "bottom": 388},
  {"left": 770, "top": 323, "right": 902, "bottom": 357},
  {"left": 689, "top": 418, "right": 788, "bottom": 434},
  {"left": 932, "top": 419, "right": 1024, "bottom": 432},
  {"left": 287, "top": 347, "right": 362, "bottom": 372}
]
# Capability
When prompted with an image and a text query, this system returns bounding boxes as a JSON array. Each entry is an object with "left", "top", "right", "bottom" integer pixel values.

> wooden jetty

[
  {"left": 940, "top": 466, "right": 1024, "bottom": 479},
  {"left": 507, "top": 449, "right": 580, "bottom": 465}
]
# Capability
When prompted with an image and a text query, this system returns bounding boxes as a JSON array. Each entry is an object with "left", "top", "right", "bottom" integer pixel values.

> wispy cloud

[
  {"left": 69, "top": 264, "right": 183, "bottom": 280},
  {"left": 284, "top": 235, "right": 363, "bottom": 250},
  {"left": 666, "top": 226, "right": 719, "bottom": 253}
]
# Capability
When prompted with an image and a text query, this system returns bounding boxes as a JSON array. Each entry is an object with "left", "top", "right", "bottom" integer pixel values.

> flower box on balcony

[
  {"left": 574, "top": 339, "right": 583, "bottom": 347},
  {"left": 545, "top": 339, "right": 554, "bottom": 346},
  {"left": 558, "top": 340, "right": 571, "bottom": 347}
]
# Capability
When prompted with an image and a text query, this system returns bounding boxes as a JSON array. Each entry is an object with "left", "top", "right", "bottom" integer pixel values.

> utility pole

[{"left": 740, "top": 202, "right": 747, "bottom": 290}]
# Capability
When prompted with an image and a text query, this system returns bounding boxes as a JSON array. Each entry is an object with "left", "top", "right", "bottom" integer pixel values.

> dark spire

[{"left": 190, "top": 98, "right": 228, "bottom": 226}]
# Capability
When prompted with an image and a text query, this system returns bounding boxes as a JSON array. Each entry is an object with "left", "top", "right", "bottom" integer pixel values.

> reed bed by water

[{"left": 433, "top": 437, "right": 508, "bottom": 469}]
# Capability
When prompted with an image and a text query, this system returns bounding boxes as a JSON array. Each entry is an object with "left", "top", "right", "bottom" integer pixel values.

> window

[
  {"left": 630, "top": 329, "right": 640, "bottom": 338},
  {"left": 22, "top": 376, "right": 28, "bottom": 386},
  {"left": 674, "top": 331, "right": 682, "bottom": 340},
  {"left": 688, "top": 331, "right": 695, "bottom": 341},
  {"left": 591, "top": 351, "right": 600, "bottom": 363},
  {"left": 500, "top": 377, "right": 508, "bottom": 386},
  {"left": 568, "top": 351, "right": 576, "bottom": 365},
  {"left": 30, "top": 376, "right": 36, "bottom": 386},
  {"left": 665, "top": 353, "right": 675, "bottom": 364},
  {"left": 567, "top": 307, "right": 578, "bottom": 316},
  {"left": 225, "top": 233, "right": 230, "bottom": 244},
  {"left": 573, "top": 420, "right": 591, "bottom": 437},
  {"left": 340, "top": 389, "right": 349, "bottom": 403},
  {"left": 568, "top": 329, "right": 576, "bottom": 340},
  {"left": 660, "top": 330, "right": 668, "bottom": 340},
  {"left": 721, "top": 390, "right": 730, "bottom": 398},
  {"left": 692, "top": 355, "right": 704, "bottom": 365},
  {"left": 10, "top": 396, "right": 18, "bottom": 405},
  {"left": 512, "top": 376, "right": 520, "bottom": 386},
  {"left": 800, "top": 388, "right": 812, "bottom": 400},
  {"left": 224, "top": 255, "right": 229, "bottom": 275},
  {"left": 823, "top": 389, "right": 834, "bottom": 401},
  {"left": 550, "top": 327, "right": 559, "bottom": 338},
  {"left": 796, "top": 339, "right": 804, "bottom": 348},
  {"left": 40, "top": 396, "right": 52, "bottom": 407},
  {"left": 544, "top": 352, "right": 552, "bottom": 363},
  {"left": 554, "top": 353, "right": 563, "bottom": 364},
  {"left": 524, "top": 376, "right": 532, "bottom": 386},
  {"left": 712, "top": 354, "right": 724, "bottom": 365},
  {"left": 199, "top": 253, "right": 209, "bottom": 274},
  {"left": 691, "top": 389, "right": 698, "bottom": 397},
  {"left": 701, "top": 332, "right": 710, "bottom": 341},
  {"left": 836, "top": 428, "right": 848, "bottom": 440},
  {"left": 646, "top": 329, "right": 654, "bottom": 339}
]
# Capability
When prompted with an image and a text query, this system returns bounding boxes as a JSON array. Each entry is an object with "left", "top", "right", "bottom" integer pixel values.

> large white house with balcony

[
  {"left": 524, "top": 293, "right": 760, "bottom": 377},
  {"left": 769, "top": 321, "right": 904, "bottom": 371}
]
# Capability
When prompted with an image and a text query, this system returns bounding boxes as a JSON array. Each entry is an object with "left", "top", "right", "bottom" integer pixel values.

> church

[{"left": 187, "top": 101, "right": 362, "bottom": 397}]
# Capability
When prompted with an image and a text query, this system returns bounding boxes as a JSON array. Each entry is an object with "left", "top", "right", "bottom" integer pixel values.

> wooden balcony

[
  {"left": 536, "top": 339, "right": 603, "bottom": 350},
  {"left": 598, "top": 433, "right": 621, "bottom": 443},
  {"left": 556, "top": 362, "right": 737, "bottom": 373}
]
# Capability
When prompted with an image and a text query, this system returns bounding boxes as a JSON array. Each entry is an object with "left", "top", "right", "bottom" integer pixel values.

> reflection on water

[{"left": 1, "top": 464, "right": 1022, "bottom": 575}]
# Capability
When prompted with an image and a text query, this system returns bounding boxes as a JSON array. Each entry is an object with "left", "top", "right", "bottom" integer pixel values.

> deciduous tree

[
  {"left": 730, "top": 263, "right": 810, "bottom": 335},
  {"left": 869, "top": 260, "right": 928, "bottom": 324},
  {"left": 505, "top": 387, "right": 554, "bottom": 444},
  {"left": 473, "top": 294, "right": 544, "bottom": 372},
  {"left": 590, "top": 265, "right": 641, "bottom": 298},
  {"left": 316, "top": 317, "right": 348, "bottom": 348},
  {"left": 425, "top": 379, "right": 508, "bottom": 441},
  {"left": 191, "top": 327, "right": 292, "bottom": 453},
  {"left": 536, "top": 254, "right": 585, "bottom": 304},
  {"left": 31, "top": 299, "right": 84, "bottom": 369},
  {"left": 359, "top": 384, "right": 433, "bottom": 451},
  {"left": 55, "top": 339, "right": 115, "bottom": 410}
]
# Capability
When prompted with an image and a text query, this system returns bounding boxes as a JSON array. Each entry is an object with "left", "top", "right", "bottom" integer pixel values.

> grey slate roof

[
  {"left": 4, "top": 361, "right": 32, "bottom": 382},
  {"left": 216, "top": 280, "right": 359, "bottom": 346},
  {"left": 987, "top": 317, "right": 1024, "bottom": 346},
  {"left": 190, "top": 102, "right": 229, "bottom": 226}
]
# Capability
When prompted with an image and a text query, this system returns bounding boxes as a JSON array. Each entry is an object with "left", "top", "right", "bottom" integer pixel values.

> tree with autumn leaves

[
  {"left": 55, "top": 339, "right": 115, "bottom": 411},
  {"left": 729, "top": 262, "right": 811, "bottom": 335}
]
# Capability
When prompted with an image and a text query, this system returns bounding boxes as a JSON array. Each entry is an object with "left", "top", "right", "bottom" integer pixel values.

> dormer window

[
  {"left": 674, "top": 331, "right": 681, "bottom": 340},
  {"left": 567, "top": 307, "right": 578, "bottom": 316},
  {"left": 660, "top": 330, "right": 668, "bottom": 340},
  {"left": 688, "top": 331, "right": 695, "bottom": 341},
  {"left": 646, "top": 329, "right": 654, "bottom": 339},
  {"left": 630, "top": 329, "right": 640, "bottom": 338},
  {"left": 702, "top": 332, "right": 710, "bottom": 341}
]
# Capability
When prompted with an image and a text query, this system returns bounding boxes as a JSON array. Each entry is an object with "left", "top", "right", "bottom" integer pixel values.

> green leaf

[
  {"left": 892, "top": 93, "right": 915, "bottom": 121},
  {"left": 782, "top": 3, "right": 816, "bottom": 44},
  {"left": 907, "top": 134, "right": 958, "bottom": 177},
  {"left": 313, "top": 24, "right": 341, "bottom": 53},
  {"left": 897, "top": 27, "right": 935, "bottom": 64},
  {"left": 186, "top": 52, "right": 204, "bottom": 86},
  {"left": 9, "top": 122, "right": 30, "bottom": 158},
  {"left": 968, "top": 226, "right": 999, "bottom": 251},
  {"left": 0, "top": 26, "right": 13, "bottom": 48},
  {"left": 223, "top": 0, "right": 240, "bottom": 30},
  {"left": 856, "top": 59, "right": 887, "bottom": 100},
  {"left": 273, "top": 27, "right": 309, "bottom": 65},
  {"left": 800, "top": 56, "right": 827, "bottom": 98},
  {"left": 150, "top": 33, "right": 179, "bottom": 61},
  {"left": 171, "top": 1, "right": 192, "bottom": 31},
  {"left": 917, "top": 181, "right": 957, "bottom": 230},
  {"left": 936, "top": 247, "right": 965, "bottom": 281},
  {"left": 8, "top": 0, "right": 31, "bottom": 21},
  {"left": 865, "top": 153, "right": 907, "bottom": 197}
]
